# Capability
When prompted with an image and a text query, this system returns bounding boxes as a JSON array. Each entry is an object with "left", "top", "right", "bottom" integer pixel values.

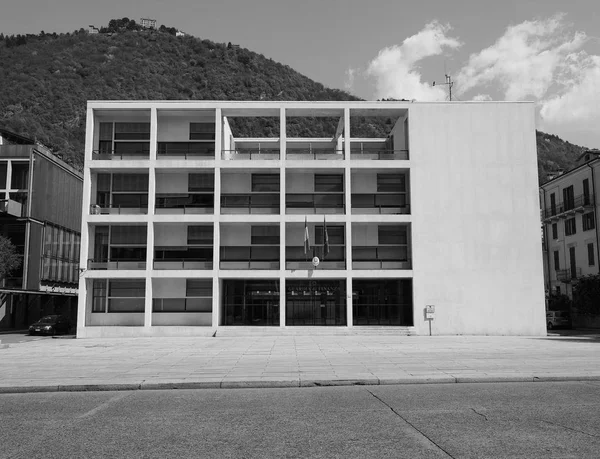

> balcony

[
  {"left": 153, "top": 246, "right": 213, "bottom": 270},
  {"left": 286, "top": 148, "right": 344, "bottom": 160},
  {"left": 0, "top": 199, "right": 23, "bottom": 217},
  {"left": 542, "top": 194, "right": 594, "bottom": 221},
  {"left": 90, "top": 203, "right": 148, "bottom": 215},
  {"left": 556, "top": 267, "right": 582, "bottom": 283},
  {"left": 152, "top": 297, "right": 212, "bottom": 312},
  {"left": 219, "top": 246, "right": 280, "bottom": 270},
  {"left": 87, "top": 259, "right": 146, "bottom": 270},
  {"left": 351, "top": 194, "right": 410, "bottom": 215},
  {"left": 352, "top": 247, "right": 411, "bottom": 270},
  {"left": 221, "top": 193, "right": 280, "bottom": 214},
  {"left": 350, "top": 149, "right": 409, "bottom": 160},
  {"left": 155, "top": 193, "right": 214, "bottom": 214},
  {"left": 92, "top": 148, "right": 150, "bottom": 160},
  {"left": 285, "top": 193, "right": 344, "bottom": 214},
  {"left": 222, "top": 149, "right": 280, "bottom": 160},
  {"left": 158, "top": 142, "right": 215, "bottom": 159},
  {"left": 286, "top": 246, "right": 346, "bottom": 270}
]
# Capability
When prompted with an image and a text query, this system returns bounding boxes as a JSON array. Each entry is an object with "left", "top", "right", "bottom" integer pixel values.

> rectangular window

[
  {"left": 107, "top": 279, "right": 145, "bottom": 313},
  {"left": 99, "top": 122, "right": 113, "bottom": 140},
  {"left": 188, "top": 173, "right": 214, "bottom": 192},
  {"left": 550, "top": 193, "right": 556, "bottom": 215},
  {"left": 377, "top": 174, "right": 406, "bottom": 192},
  {"left": 252, "top": 174, "right": 280, "bottom": 192},
  {"left": 588, "top": 243, "right": 595, "bottom": 266},
  {"left": 0, "top": 162, "right": 7, "bottom": 189},
  {"left": 11, "top": 163, "right": 29, "bottom": 189},
  {"left": 110, "top": 226, "right": 147, "bottom": 245},
  {"left": 378, "top": 226, "right": 408, "bottom": 245},
  {"left": 186, "top": 279, "right": 212, "bottom": 297},
  {"left": 583, "top": 179, "right": 590, "bottom": 205},
  {"left": 92, "top": 279, "right": 108, "bottom": 313},
  {"left": 565, "top": 218, "right": 576, "bottom": 236},
  {"left": 583, "top": 212, "right": 595, "bottom": 231},
  {"left": 114, "top": 122, "right": 150, "bottom": 140},
  {"left": 563, "top": 185, "right": 574, "bottom": 210},
  {"left": 187, "top": 226, "right": 213, "bottom": 245},
  {"left": 315, "top": 225, "right": 344, "bottom": 245},
  {"left": 189, "top": 123, "right": 216, "bottom": 140},
  {"left": 251, "top": 226, "right": 279, "bottom": 245},
  {"left": 552, "top": 223, "right": 558, "bottom": 239},
  {"left": 314, "top": 174, "right": 343, "bottom": 192},
  {"left": 553, "top": 250, "right": 560, "bottom": 270},
  {"left": 112, "top": 174, "right": 149, "bottom": 192}
]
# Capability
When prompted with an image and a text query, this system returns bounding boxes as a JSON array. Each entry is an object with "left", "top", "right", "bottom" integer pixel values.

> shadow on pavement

[{"left": 537, "top": 328, "right": 600, "bottom": 343}]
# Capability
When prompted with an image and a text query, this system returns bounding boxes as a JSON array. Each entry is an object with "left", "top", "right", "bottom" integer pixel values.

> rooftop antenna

[{"left": 432, "top": 74, "right": 454, "bottom": 101}]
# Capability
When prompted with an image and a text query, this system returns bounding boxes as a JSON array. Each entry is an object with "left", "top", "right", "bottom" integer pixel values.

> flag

[
  {"left": 304, "top": 217, "right": 310, "bottom": 255},
  {"left": 323, "top": 215, "right": 329, "bottom": 257}
]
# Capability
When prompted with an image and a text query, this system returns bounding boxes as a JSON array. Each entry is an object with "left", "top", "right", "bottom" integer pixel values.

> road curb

[{"left": 2, "top": 375, "right": 600, "bottom": 394}]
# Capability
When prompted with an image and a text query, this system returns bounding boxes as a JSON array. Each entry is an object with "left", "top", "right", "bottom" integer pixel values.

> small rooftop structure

[{"left": 140, "top": 18, "right": 157, "bottom": 29}]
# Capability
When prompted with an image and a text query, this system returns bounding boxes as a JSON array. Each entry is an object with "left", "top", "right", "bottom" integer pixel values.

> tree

[
  {"left": 0, "top": 235, "right": 22, "bottom": 279},
  {"left": 572, "top": 274, "right": 600, "bottom": 315}
]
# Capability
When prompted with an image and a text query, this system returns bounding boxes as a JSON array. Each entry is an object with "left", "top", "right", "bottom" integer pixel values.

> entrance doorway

[
  {"left": 286, "top": 280, "right": 346, "bottom": 326},
  {"left": 222, "top": 279, "right": 279, "bottom": 325}
]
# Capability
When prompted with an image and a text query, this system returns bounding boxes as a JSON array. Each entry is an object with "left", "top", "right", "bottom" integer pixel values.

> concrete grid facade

[{"left": 77, "top": 101, "right": 546, "bottom": 337}]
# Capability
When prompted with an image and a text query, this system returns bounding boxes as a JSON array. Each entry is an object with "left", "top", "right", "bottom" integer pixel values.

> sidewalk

[{"left": 1, "top": 333, "right": 600, "bottom": 393}]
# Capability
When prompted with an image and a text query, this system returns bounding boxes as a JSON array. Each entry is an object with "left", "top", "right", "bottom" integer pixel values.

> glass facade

[{"left": 41, "top": 224, "right": 80, "bottom": 284}]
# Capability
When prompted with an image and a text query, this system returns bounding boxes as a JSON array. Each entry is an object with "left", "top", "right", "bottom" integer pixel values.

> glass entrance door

[
  {"left": 222, "top": 279, "right": 279, "bottom": 325},
  {"left": 286, "top": 280, "right": 346, "bottom": 326}
]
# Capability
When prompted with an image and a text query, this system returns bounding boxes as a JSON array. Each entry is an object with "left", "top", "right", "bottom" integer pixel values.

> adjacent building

[
  {"left": 540, "top": 150, "right": 600, "bottom": 298},
  {"left": 0, "top": 129, "right": 83, "bottom": 330},
  {"left": 77, "top": 101, "right": 546, "bottom": 337}
]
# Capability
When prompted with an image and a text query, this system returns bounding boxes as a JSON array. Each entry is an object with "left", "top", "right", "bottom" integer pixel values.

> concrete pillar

[
  {"left": 213, "top": 110, "right": 221, "bottom": 328},
  {"left": 77, "top": 166, "right": 92, "bottom": 333},
  {"left": 149, "top": 107, "right": 157, "bottom": 161}
]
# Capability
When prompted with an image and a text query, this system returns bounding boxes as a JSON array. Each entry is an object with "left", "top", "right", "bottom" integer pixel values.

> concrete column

[
  {"left": 77, "top": 167, "right": 92, "bottom": 333},
  {"left": 215, "top": 108, "right": 223, "bottom": 163},
  {"left": 84, "top": 106, "right": 94, "bottom": 164},
  {"left": 280, "top": 107, "right": 286, "bottom": 161},
  {"left": 212, "top": 111, "right": 222, "bottom": 328},
  {"left": 144, "top": 276, "right": 153, "bottom": 328},
  {"left": 343, "top": 108, "right": 350, "bottom": 161},
  {"left": 279, "top": 276, "right": 286, "bottom": 327},
  {"left": 212, "top": 276, "right": 220, "bottom": 328},
  {"left": 346, "top": 276, "right": 353, "bottom": 327},
  {"left": 149, "top": 107, "right": 157, "bottom": 161}
]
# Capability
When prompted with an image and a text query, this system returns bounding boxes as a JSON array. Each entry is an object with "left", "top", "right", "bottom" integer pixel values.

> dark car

[{"left": 28, "top": 315, "right": 71, "bottom": 335}]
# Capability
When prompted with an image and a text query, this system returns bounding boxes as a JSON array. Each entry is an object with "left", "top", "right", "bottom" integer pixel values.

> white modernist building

[{"left": 77, "top": 100, "right": 546, "bottom": 337}]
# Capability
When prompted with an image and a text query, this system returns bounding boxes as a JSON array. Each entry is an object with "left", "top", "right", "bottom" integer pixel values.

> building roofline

[{"left": 540, "top": 157, "right": 600, "bottom": 189}]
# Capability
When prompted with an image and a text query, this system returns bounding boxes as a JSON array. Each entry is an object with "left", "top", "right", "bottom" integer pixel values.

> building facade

[
  {"left": 0, "top": 129, "right": 83, "bottom": 330},
  {"left": 77, "top": 101, "right": 546, "bottom": 337},
  {"left": 540, "top": 151, "right": 600, "bottom": 298}
]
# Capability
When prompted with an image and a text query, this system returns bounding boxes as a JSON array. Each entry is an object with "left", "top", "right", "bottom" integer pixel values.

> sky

[{"left": 2, "top": 0, "right": 600, "bottom": 148}]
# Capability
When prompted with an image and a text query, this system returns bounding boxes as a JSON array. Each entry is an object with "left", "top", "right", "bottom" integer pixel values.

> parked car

[
  {"left": 28, "top": 315, "right": 71, "bottom": 335},
  {"left": 546, "top": 311, "right": 571, "bottom": 330}
]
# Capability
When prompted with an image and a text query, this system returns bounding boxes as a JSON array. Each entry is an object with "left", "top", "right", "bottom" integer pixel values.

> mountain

[{"left": 0, "top": 23, "right": 588, "bottom": 182}]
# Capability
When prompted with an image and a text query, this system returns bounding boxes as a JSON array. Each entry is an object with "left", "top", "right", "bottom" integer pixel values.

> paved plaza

[{"left": 1, "top": 332, "right": 599, "bottom": 393}]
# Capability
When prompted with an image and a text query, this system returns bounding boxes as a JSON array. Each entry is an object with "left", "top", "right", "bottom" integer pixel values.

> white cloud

[
  {"left": 365, "top": 21, "right": 461, "bottom": 101},
  {"left": 539, "top": 55, "right": 600, "bottom": 147},
  {"left": 472, "top": 94, "right": 492, "bottom": 101},
  {"left": 456, "top": 14, "right": 587, "bottom": 100},
  {"left": 344, "top": 68, "right": 356, "bottom": 91}
]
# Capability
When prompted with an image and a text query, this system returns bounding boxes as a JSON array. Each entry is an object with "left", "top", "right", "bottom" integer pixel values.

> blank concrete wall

[{"left": 409, "top": 102, "right": 545, "bottom": 335}]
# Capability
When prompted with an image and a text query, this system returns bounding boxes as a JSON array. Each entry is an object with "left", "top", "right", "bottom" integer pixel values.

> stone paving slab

[{"left": 0, "top": 334, "right": 600, "bottom": 393}]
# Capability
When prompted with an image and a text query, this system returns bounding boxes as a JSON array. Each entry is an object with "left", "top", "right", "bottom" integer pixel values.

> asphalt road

[{"left": 1, "top": 381, "right": 599, "bottom": 458}]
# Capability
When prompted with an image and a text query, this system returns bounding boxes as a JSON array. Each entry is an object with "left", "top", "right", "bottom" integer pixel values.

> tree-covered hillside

[{"left": 0, "top": 20, "right": 588, "bottom": 182}]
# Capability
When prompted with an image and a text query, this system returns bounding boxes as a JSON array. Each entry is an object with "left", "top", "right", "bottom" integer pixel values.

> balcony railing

[
  {"left": 556, "top": 267, "right": 582, "bottom": 283},
  {"left": 221, "top": 193, "right": 280, "bottom": 214},
  {"left": 158, "top": 142, "right": 215, "bottom": 159},
  {"left": 91, "top": 149, "right": 150, "bottom": 160},
  {"left": 350, "top": 149, "right": 409, "bottom": 160},
  {"left": 152, "top": 297, "right": 212, "bottom": 312},
  {"left": 90, "top": 204, "right": 148, "bottom": 215},
  {"left": 352, "top": 247, "right": 411, "bottom": 269},
  {"left": 542, "top": 194, "right": 594, "bottom": 220},
  {"left": 0, "top": 199, "right": 24, "bottom": 217},
  {"left": 87, "top": 259, "right": 146, "bottom": 270},
  {"left": 222, "top": 149, "right": 280, "bottom": 160},
  {"left": 351, "top": 194, "right": 410, "bottom": 214},
  {"left": 286, "top": 193, "right": 344, "bottom": 214},
  {"left": 155, "top": 193, "right": 214, "bottom": 214},
  {"left": 153, "top": 246, "right": 212, "bottom": 270},
  {"left": 286, "top": 149, "right": 344, "bottom": 160},
  {"left": 220, "top": 245, "right": 279, "bottom": 269},
  {"left": 285, "top": 246, "right": 345, "bottom": 269}
]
